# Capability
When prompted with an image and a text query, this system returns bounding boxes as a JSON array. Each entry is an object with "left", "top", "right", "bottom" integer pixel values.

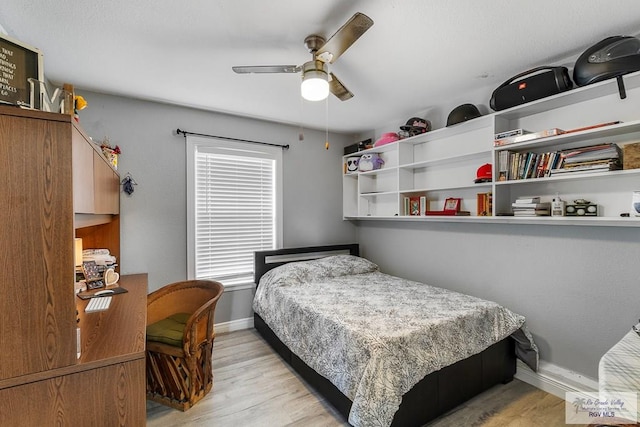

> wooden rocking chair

[{"left": 145, "top": 279, "right": 224, "bottom": 411}]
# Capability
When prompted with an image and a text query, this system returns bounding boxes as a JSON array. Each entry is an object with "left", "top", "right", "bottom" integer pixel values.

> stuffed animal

[
  {"left": 358, "top": 153, "right": 384, "bottom": 172},
  {"left": 346, "top": 156, "right": 360, "bottom": 174}
]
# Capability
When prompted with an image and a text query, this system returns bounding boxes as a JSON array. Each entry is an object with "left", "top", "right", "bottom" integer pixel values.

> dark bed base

[{"left": 254, "top": 313, "right": 516, "bottom": 427}]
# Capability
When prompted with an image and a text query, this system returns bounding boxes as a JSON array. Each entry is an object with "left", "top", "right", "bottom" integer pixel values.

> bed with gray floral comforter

[{"left": 253, "top": 255, "right": 538, "bottom": 427}]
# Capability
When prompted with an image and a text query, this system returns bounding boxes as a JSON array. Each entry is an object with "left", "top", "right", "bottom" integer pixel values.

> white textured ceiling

[{"left": 1, "top": 1, "right": 640, "bottom": 134}]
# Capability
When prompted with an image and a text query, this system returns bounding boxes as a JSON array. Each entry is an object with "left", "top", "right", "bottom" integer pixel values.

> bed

[{"left": 253, "top": 244, "right": 538, "bottom": 427}]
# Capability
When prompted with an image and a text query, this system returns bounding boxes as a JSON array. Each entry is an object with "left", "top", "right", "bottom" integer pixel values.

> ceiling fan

[{"left": 232, "top": 12, "right": 373, "bottom": 102}]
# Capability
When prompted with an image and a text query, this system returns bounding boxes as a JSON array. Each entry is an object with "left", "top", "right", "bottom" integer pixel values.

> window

[{"left": 186, "top": 136, "right": 282, "bottom": 290}]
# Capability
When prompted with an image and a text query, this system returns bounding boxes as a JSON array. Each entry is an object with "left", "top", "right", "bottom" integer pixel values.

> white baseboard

[
  {"left": 515, "top": 359, "right": 598, "bottom": 399},
  {"left": 215, "top": 317, "right": 254, "bottom": 334}
]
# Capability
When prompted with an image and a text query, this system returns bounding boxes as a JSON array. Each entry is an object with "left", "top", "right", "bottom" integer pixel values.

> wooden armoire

[{"left": 0, "top": 105, "right": 147, "bottom": 426}]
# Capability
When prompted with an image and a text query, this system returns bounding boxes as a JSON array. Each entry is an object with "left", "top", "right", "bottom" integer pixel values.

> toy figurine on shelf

[
  {"left": 99, "top": 137, "right": 121, "bottom": 170},
  {"left": 74, "top": 95, "right": 87, "bottom": 122}
]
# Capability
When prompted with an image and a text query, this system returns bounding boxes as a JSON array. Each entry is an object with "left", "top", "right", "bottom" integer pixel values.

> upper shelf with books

[
  {"left": 343, "top": 69, "right": 640, "bottom": 226},
  {"left": 493, "top": 120, "right": 640, "bottom": 153}
]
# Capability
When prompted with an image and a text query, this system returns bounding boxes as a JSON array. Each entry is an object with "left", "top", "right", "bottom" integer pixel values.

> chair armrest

[{"left": 182, "top": 296, "right": 221, "bottom": 355}]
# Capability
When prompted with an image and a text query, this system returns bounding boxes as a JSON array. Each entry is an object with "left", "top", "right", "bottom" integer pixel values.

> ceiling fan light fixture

[{"left": 301, "top": 61, "right": 329, "bottom": 101}]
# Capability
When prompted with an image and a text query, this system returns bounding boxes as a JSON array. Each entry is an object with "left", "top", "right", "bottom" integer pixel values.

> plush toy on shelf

[
  {"left": 346, "top": 156, "right": 360, "bottom": 174},
  {"left": 358, "top": 153, "right": 384, "bottom": 172}
]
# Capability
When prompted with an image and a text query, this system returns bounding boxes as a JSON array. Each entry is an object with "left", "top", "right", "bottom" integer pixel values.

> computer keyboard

[{"left": 85, "top": 296, "right": 112, "bottom": 313}]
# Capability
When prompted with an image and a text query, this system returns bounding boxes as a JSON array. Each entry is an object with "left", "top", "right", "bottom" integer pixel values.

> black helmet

[
  {"left": 446, "top": 104, "right": 481, "bottom": 127},
  {"left": 573, "top": 36, "right": 640, "bottom": 86}
]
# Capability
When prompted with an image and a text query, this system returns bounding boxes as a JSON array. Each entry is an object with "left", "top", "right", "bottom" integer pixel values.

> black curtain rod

[{"left": 176, "top": 128, "right": 289, "bottom": 150}]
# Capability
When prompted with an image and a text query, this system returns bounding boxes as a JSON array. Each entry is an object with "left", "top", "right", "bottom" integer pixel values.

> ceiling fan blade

[
  {"left": 316, "top": 12, "right": 374, "bottom": 64},
  {"left": 232, "top": 65, "right": 300, "bottom": 74},
  {"left": 329, "top": 72, "right": 354, "bottom": 101}
]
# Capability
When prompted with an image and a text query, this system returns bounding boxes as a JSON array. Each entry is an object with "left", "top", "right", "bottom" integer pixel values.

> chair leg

[
  {"left": 146, "top": 351, "right": 191, "bottom": 411},
  {"left": 188, "top": 342, "right": 214, "bottom": 405},
  {"left": 146, "top": 343, "right": 215, "bottom": 411}
]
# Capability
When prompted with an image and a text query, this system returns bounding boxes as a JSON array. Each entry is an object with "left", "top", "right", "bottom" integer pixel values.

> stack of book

[
  {"left": 511, "top": 196, "right": 551, "bottom": 216},
  {"left": 549, "top": 143, "right": 622, "bottom": 177}
]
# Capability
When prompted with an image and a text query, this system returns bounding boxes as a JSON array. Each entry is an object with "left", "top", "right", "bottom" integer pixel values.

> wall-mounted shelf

[
  {"left": 344, "top": 214, "right": 640, "bottom": 227},
  {"left": 343, "top": 70, "right": 640, "bottom": 226}
]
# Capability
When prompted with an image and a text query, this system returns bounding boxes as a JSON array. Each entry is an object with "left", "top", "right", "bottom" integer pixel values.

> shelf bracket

[{"left": 616, "top": 75, "right": 627, "bottom": 100}]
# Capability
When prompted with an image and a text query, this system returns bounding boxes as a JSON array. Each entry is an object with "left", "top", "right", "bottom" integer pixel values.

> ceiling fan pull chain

[
  {"left": 299, "top": 93, "right": 305, "bottom": 141},
  {"left": 325, "top": 96, "right": 329, "bottom": 150}
]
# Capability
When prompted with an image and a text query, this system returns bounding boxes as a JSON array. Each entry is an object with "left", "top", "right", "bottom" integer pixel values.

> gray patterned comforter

[{"left": 253, "top": 255, "right": 538, "bottom": 427}]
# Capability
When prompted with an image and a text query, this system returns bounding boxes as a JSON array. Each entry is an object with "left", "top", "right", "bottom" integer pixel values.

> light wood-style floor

[{"left": 146, "top": 329, "right": 587, "bottom": 427}]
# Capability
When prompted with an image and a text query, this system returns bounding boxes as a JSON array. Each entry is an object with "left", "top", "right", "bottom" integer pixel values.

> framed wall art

[{"left": 0, "top": 33, "right": 44, "bottom": 108}]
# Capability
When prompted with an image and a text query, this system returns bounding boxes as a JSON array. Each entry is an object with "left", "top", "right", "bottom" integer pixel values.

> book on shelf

[
  {"left": 549, "top": 159, "right": 621, "bottom": 176},
  {"left": 515, "top": 196, "right": 540, "bottom": 204},
  {"left": 559, "top": 143, "right": 621, "bottom": 164},
  {"left": 420, "top": 196, "right": 427, "bottom": 216},
  {"left": 511, "top": 202, "right": 551, "bottom": 209},
  {"left": 494, "top": 128, "right": 564, "bottom": 147},
  {"left": 498, "top": 150, "right": 509, "bottom": 181},
  {"left": 477, "top": 192, "right": 492, "bottom": 216},
  {"left": 512, "top": 199, "right": 550, "bottom": 216},
  {"left": 564, "top": 158, "right": 620, "bottom": 168},
  {"left": 425, "top": 210, "right": 471, "bottom": 216},
  {"left": 495, "top": 129, "right": 530, "bottom": 140},
  {"left": 513, "top": 209, "right": 551, "bottom": 217},
  {"left": 549, "top": 167, "right": 620, "bottom": 177},
  {"left": 562, "top": 121, "right": 621, "bottom": 134}
]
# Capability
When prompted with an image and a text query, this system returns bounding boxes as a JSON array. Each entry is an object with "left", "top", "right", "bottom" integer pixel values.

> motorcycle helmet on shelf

[
  {"left": 446, "top": 104, "right": 481, "bottom": 127},
  {"left": 573, "top": 35, "right": 640, "bottom": 86}
]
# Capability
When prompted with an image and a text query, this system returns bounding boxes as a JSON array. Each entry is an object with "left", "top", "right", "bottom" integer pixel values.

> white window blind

[{"left": 186, "top": 136, "right": 282, "bottom": 288}]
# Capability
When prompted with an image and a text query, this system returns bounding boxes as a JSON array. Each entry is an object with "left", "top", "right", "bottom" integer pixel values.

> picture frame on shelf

[
  {"left": 82, "top": 260, "right": 105, "bottom": 290},
  {"left": 444, "top": 198, "right": 462, "bottom": 213},
  {"left": 409, "top": 197, "right": 420, "bottom": 215},
  {"left": 0, "top": 33, "right": 44, "bottom": 108}
]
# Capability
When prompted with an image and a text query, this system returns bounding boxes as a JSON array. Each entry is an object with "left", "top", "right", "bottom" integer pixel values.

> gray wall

[
  {"left": 356, "top": 221, "right": 640, "bottom": 378},
  {"left": 77, "top": 91, "right": 356, "bottom": 324}
]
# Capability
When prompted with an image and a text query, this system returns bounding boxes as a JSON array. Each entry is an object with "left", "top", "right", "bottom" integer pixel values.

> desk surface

[
  {"left": 0, "top": 273, "right": 148, "bottom": 426},
  {"left": 0, "top": 273, "right": 147, "bottom": 390},
  {"left": 77, "top": 273, "right": 147, "bottom": 365}
]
